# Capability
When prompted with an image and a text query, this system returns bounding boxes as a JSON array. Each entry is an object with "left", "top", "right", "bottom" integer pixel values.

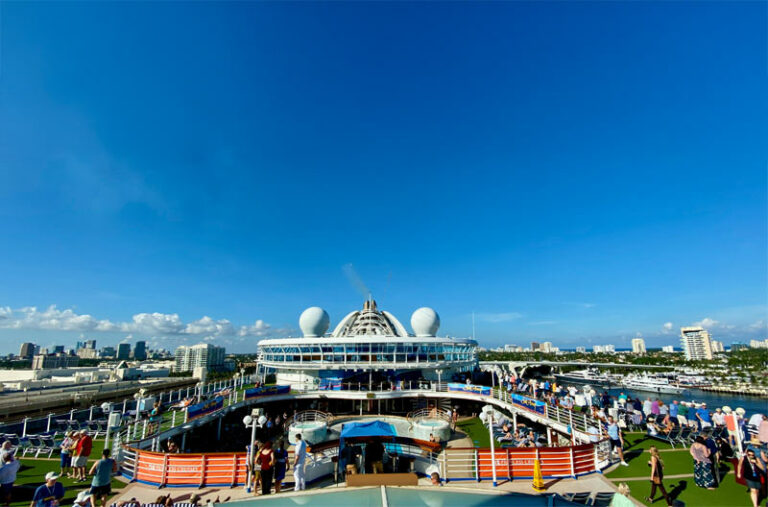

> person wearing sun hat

[{"left": 30, "top": 472, "right": 65, "bottom": 507}]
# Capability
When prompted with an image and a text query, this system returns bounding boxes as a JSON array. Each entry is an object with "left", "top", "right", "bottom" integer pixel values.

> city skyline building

[
  {"left": 133, "top": 340, "right": 147, "bottom": 360},
  {"left": 680, "top": 326, "right": 714, "bottom": 360},
  {"left": 19, "top": 342, "right": 36, "bottom": 359},
  {"left": 32, "top": 353, "right": 79, "bottom": 370},
  {"left": 117, "top": 343, "right": 131, "bottom": 360},
  {"left": 631, "top": 338, "right": 646, "bottom": 354},
  {"left": 174, "top": 343, "right": 226, "bottom": 372}
]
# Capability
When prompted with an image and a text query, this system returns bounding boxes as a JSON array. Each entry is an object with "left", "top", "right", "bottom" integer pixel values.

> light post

[
  {"left": 242, "top": 413, "right": 266, "bottom": 493},
  {"left": 487, "top": 409, "right": 497, "bottom": 487},
  {"left": 435, "top": 369, "right": 444, "bottom": 391},
  {"left": 133, "top": 388, "right": 146, "bottom": 424},
  {"left": 101, "top": 402, "right": 113, "bottom": 445}
]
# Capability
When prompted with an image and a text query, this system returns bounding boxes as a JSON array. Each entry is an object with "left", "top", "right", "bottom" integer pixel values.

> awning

[{"left": 339, "top": 420, "right": 396, "bottom": 450}]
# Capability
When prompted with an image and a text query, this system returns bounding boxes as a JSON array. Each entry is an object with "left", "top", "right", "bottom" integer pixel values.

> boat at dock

[
  {"left": 621, "top": 374, "right": 687, "bottom": 395},
  {"left": 554, "top": 368, "right": 616, "bottom": 387}
]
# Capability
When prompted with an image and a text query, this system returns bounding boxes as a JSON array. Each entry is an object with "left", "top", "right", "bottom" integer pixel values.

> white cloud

[
  {"left": 693, "top": 317, "right": 719, "bottom": 329},
  {"left": 564, "top": 302, "right": 596, "bottom": 309},
  {"left": 527, "top": 320, "right": 557, "bottom": 326},
  {"left": 184, "top": 316, "right": 235, "bottom": 335},
  {"left": 124, "top": 312, "right": 185, "bottom": 335},
  {"left": 0, "top": 305, "right": 119, "bottom": 332},
  {"left": 0, "top": 305, "right": 273, "bottom": 339},
  {"left": 662, "top": 322, "right": 674, "bottom": 334},
  {"left": 238, "top": 319, "right": 271, "bottom": 337},
  {"left": 749, "top": 320, "right": 766, "bottom": 330},
  {"left": 476, "top": 312, "right": 523, "bottom": 323}
]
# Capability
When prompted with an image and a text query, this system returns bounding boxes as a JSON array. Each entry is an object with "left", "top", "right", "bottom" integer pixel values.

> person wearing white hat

[
  {"left": 0, "top": 448, "right": 20, "bottom": 506},
  {"left": 73, "top": 489, "right": 92, "bottom": 507},
  {"left": 30, "top": 472, "right": 64, "bottom": 507}
]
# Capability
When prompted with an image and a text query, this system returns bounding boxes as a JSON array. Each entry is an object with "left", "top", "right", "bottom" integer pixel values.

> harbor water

[{"left": 602, "top": 387, "right": 767, "bottom": 416}]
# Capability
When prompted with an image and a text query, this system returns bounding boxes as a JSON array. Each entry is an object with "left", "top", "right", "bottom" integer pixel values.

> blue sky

[{"left": 0, "top": 1, "right": 766, "bottom": 354}]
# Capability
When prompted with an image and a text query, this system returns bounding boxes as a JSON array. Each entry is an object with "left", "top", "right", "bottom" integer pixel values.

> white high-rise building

[
  {"left": 711, "top": 340, "right": 725, "bottom": 353},
  {"left": 604, "top": 344, "right": 615, "bottom": 353},
  {"left": 662, "top": 345, "right": 675, "bottom": 353},
  {"left": 631, "top": 338, "right": 646, "bottom": 354},
  {"left": 575, "top": 346, "right": 586, "bottom": 353},
  {"left": 680, "top": 327, "right": 713, "bottom": 360},
  {"left": 592, "top": 345, "right": 605, "bottom": 353},
  {"left": 174, "top": 343, "right": 226, "bottom": 372},
  {"left": 749, "top": 339, "right": 768, "bottom": 349},
  {"left": 540, "top": 341, "right": 554, "bottom": 354}
]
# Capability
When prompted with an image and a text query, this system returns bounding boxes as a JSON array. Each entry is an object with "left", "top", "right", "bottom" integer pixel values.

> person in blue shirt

[
  {"left": 89, "top": 449, "right": 117, "bottom": 507},
  {"left": 696, "top": 404, "right": 712, "bottom": 429},
  {"left": 669, "top": 401, "right": 679, "bottom": 419},
  {"left": 272, "top": 440, "right": 288, "bottom": 494},
  {"left": 604, "top": 416, "right": 628, "bottom": 466},
  {"left": 31, "top": 472, "right": 65, "bottom": 507}
]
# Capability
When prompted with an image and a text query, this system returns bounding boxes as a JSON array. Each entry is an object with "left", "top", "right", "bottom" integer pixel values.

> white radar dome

[
  {"left": 411, "top": 307, "right": 440, "bottom": 337},
  {"left": 299, "top": 307, "right": 330, "bottom": 337}
]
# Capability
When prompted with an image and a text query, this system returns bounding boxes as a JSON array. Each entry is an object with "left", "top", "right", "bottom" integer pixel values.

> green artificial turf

[
  {"left": 606, "top": 449, "right": 696, "bottom": 479},
  {"left": 456, "top": 417, "right": 491, "bottom": 448},
  {"left": 606, "top": 437, "right": 754, "bottom": 507},
  {"left": 8, "top": 458, "right": 126, "bottom": 507},
  {"left": 617, "top": 465, "right": 751, "bottom": 507}
]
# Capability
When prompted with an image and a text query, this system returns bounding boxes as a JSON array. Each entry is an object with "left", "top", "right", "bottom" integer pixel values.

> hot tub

[
  {"left": 288, "top": 420, "right": 328, "bottom": 445},
  {"left": 412, "top": 418, "right": 451, "bottom": 442}
]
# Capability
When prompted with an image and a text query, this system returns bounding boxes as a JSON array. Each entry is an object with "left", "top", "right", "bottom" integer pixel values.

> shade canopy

[{"left": 339, "top": 420, "right": 396, "bottom": 450}]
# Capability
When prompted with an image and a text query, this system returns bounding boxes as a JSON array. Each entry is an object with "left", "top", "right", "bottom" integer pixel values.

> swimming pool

[{"left": 225, "top": 486, "right": 577, "bottom": 506}]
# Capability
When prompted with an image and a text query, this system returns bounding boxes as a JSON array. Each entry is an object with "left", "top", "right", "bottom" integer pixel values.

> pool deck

[{"left": 110, "top": 468, "right": 637, "bottom": 505}]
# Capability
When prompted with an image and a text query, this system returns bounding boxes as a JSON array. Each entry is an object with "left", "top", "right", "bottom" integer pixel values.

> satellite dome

[
  {"left": 299, "top": 307, "right": 330, "bottom": 337},
  {"left": 411, "top": 307, "right": 440, "bottom": 337}
]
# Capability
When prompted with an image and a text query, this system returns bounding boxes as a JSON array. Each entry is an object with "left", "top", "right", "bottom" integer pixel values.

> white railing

[
  {"left": 285, "top": 410, "right": 333, "bottom": 428},
  {"left": 407, "top": 407, "right": 451, "bottom": 423}
]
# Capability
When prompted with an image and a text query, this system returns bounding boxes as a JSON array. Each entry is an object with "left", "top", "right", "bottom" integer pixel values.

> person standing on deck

[
  {"left": 293, "top": 434, "right": 307, "bottom": 491},
  {"left": 605, "top": 417, "right": 628, "bottom": 466},
  {"left": 88, "top": 448, "right": 117, "bottom": 507},
  {"left": 690, "top": 436, "right": 716, "bottom": 490},
  {"left": 645, "top": 446, "right": 672, "bottom": 507}
]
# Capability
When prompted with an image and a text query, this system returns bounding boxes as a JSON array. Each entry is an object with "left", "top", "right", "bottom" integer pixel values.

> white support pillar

[
  {"left": 488, "top": 412, "right": 497, "bottom": 487},
  {"left": 22, "top": 417, "right": 29, "bottom": 437},
  {"left": 142, "top": 420, "right": 148, "bottom": 440},
  {"left": 70, "top": 408, "right": 76, "bottom": 421},
  {"left": 89, "top": 405, "right": 95, "bottom": 421},
  {"left": 46, "top": 413, "right": 53, "bottom": 433},
  {"left": 570, "top": 447, "right": 576, "bottom": 477},
  {"left": 172, "top": 411, "right": 177, "bottom": 428}
]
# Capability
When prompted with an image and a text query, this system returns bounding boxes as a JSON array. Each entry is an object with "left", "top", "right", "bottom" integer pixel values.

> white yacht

[
  {"left": 621, "top": 375, "right": 687, "bottom": 395},
  {"left": 554, "top": 368, "right": 616, "bottom": 387}
]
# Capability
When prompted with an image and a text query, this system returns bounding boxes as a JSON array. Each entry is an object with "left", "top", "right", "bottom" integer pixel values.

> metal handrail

[
  {"left": 406, "top": 407, "right": 451, "bottom": 423},
  {"left": 285, "top": 410, "right": 333, "bottom": 428}
]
